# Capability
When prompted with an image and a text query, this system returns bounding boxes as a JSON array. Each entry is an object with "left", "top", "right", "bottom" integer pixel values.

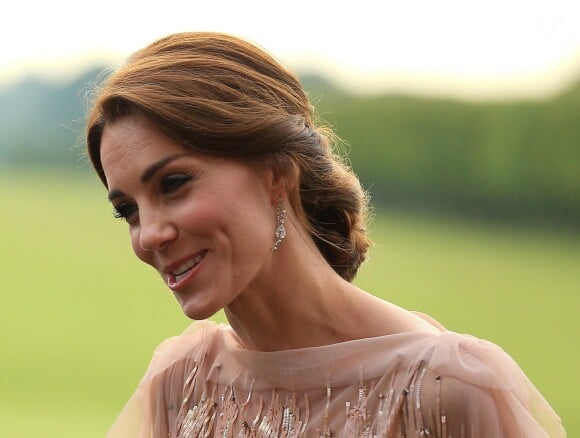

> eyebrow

[{"left": 107, "top": 153, "right": 192, "bottom": 202}]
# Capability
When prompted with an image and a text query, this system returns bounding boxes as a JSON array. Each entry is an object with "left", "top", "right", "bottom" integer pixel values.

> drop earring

[{"left": 272, "top": 197, "right": 287, "bottom": 251}]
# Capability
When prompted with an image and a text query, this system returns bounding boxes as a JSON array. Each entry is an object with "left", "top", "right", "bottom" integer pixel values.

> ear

[{"left": 268, "top": 160, "right": 299, "bottom": 205}]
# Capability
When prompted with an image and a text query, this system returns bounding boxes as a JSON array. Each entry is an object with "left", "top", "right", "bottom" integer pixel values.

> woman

[{"left": 86, "top": 32, "right": 565, "bottom": 437}]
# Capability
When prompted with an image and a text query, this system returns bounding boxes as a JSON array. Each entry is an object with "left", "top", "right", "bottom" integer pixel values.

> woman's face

[{"left": 100, "top": 114, "right": 279, "bottom": 319}]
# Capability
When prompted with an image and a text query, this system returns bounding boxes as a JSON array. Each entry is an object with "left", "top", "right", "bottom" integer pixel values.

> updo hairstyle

[{"left": 86, "top": 32, "right": 371, "bottom": 281}]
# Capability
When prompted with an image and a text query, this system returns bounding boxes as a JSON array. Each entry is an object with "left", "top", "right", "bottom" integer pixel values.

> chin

[
  {"left": 182, "top": 308, "right": 218, "bottom": 321},
  {"left": 178, "top": 297, "right": 222, "bottom": 321}
]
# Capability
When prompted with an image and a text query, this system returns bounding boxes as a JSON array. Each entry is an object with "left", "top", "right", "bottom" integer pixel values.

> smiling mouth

[{"left": 167, "top": 249, "right": 208, "bottom": 288}]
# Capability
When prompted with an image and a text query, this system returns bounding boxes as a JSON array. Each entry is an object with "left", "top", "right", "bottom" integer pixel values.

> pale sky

[{"left": 1, "top": 0, "right": 579, "bottom": 99}]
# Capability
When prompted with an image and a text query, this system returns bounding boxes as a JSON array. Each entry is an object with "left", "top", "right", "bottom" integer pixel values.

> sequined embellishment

[{"left": 175, "top": 362, "right": 465, "bottom": 437}]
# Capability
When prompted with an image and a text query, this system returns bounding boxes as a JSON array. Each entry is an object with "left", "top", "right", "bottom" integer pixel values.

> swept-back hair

[{"left": 86, "top": 32, "right": 370, "bottom": 281}]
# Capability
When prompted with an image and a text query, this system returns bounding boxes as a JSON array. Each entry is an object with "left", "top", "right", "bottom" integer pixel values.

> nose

[{"left": 138, "top": 210, "right": 177, "bottom": 252}]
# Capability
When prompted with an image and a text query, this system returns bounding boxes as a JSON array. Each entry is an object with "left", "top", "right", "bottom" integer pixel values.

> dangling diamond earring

[{"left": 272, "top": 197, "right": 287, "bottom": 251}]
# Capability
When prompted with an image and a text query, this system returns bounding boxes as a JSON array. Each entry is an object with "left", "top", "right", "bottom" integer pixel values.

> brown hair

[{"left": 86, "top": 32, "right": 371, "bottom": 281}]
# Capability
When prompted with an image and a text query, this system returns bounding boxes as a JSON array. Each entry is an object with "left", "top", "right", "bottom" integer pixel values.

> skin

[{"left": 100, "top": 114, "right": 440, "bottom": 352}]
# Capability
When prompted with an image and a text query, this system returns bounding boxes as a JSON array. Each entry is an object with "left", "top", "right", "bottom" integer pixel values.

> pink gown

[{"left": 107, "top": 316, "right": 566, "bottom": 437}]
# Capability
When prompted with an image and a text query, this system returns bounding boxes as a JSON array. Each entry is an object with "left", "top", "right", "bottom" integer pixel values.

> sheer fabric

[{"left": 107, "top": 317, "right": 565, "bottom": 437}]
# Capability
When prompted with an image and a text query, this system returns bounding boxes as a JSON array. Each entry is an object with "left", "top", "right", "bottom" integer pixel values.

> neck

[
  {"left": 224, "top": 220, "right": 363, "bottom": 351},
  {"left": 223, "top": 214, "right": 440, "bottom": 352}
]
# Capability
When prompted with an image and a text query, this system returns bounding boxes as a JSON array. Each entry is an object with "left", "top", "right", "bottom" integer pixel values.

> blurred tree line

[
  {"left": 306, "top": 75, "right": 580, "bottom": 229},
  {"left": 0, "top": 69, "right": 578, "bottom": 229}
]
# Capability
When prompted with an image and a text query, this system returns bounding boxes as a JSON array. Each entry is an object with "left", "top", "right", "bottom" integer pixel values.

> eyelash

[
  {"left": 160, "top": 173, "right": 193, "bottom": 194},
  {"left": 111, "top": 173, "right": 194, "bottom": 222},
  {"left": 112, "top": 204, "right": 137, "bottom": 222}
]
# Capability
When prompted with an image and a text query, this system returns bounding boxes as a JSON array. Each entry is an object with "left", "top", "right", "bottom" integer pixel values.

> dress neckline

[{"left": 205, "top": 320, "right": 445, "bottom": 391}]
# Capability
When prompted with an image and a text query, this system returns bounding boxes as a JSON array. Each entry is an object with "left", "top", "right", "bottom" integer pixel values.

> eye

[
  {"left": 160, "top": 173, "right": 192, "bottom": 194},
  {"left": 112, "top": 203, "right": 138, "bottom": 223}
]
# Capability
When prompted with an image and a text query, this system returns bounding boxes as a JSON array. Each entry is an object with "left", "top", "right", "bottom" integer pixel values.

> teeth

[
  {"left": 172, "top": 251, "right": 207, "bottom": 277},
  {"left": 175, "top": 270, "right": 190, "bottom": 282}
]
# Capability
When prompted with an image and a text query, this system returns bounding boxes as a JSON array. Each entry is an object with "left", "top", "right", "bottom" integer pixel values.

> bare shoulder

[{"left": 351, "top": 288, "right": 444, "bottom": 337}]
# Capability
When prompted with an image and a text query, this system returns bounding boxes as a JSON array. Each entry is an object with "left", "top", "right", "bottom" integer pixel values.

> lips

[{"left": 166, "top": 249, "right": 208, "bottom": 290}]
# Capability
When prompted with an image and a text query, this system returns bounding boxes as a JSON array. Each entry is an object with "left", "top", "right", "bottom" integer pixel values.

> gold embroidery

[{"left": 176, "top": 366, "right": 457, "bottom": 437}]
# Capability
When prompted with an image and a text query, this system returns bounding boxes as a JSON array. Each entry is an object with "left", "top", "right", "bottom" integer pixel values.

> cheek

[{"left": 178, "top": 198, "right": 228, "bottom": 232}]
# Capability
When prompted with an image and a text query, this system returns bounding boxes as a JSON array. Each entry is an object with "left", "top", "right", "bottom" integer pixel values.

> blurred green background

[{"left": 0, "top": 69, "right": 578, "bottom": 437}]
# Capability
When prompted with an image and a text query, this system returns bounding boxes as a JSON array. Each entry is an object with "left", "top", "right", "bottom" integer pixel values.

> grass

[{"left": 0, "top": 170, "right": 577, "bottom": 437}]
